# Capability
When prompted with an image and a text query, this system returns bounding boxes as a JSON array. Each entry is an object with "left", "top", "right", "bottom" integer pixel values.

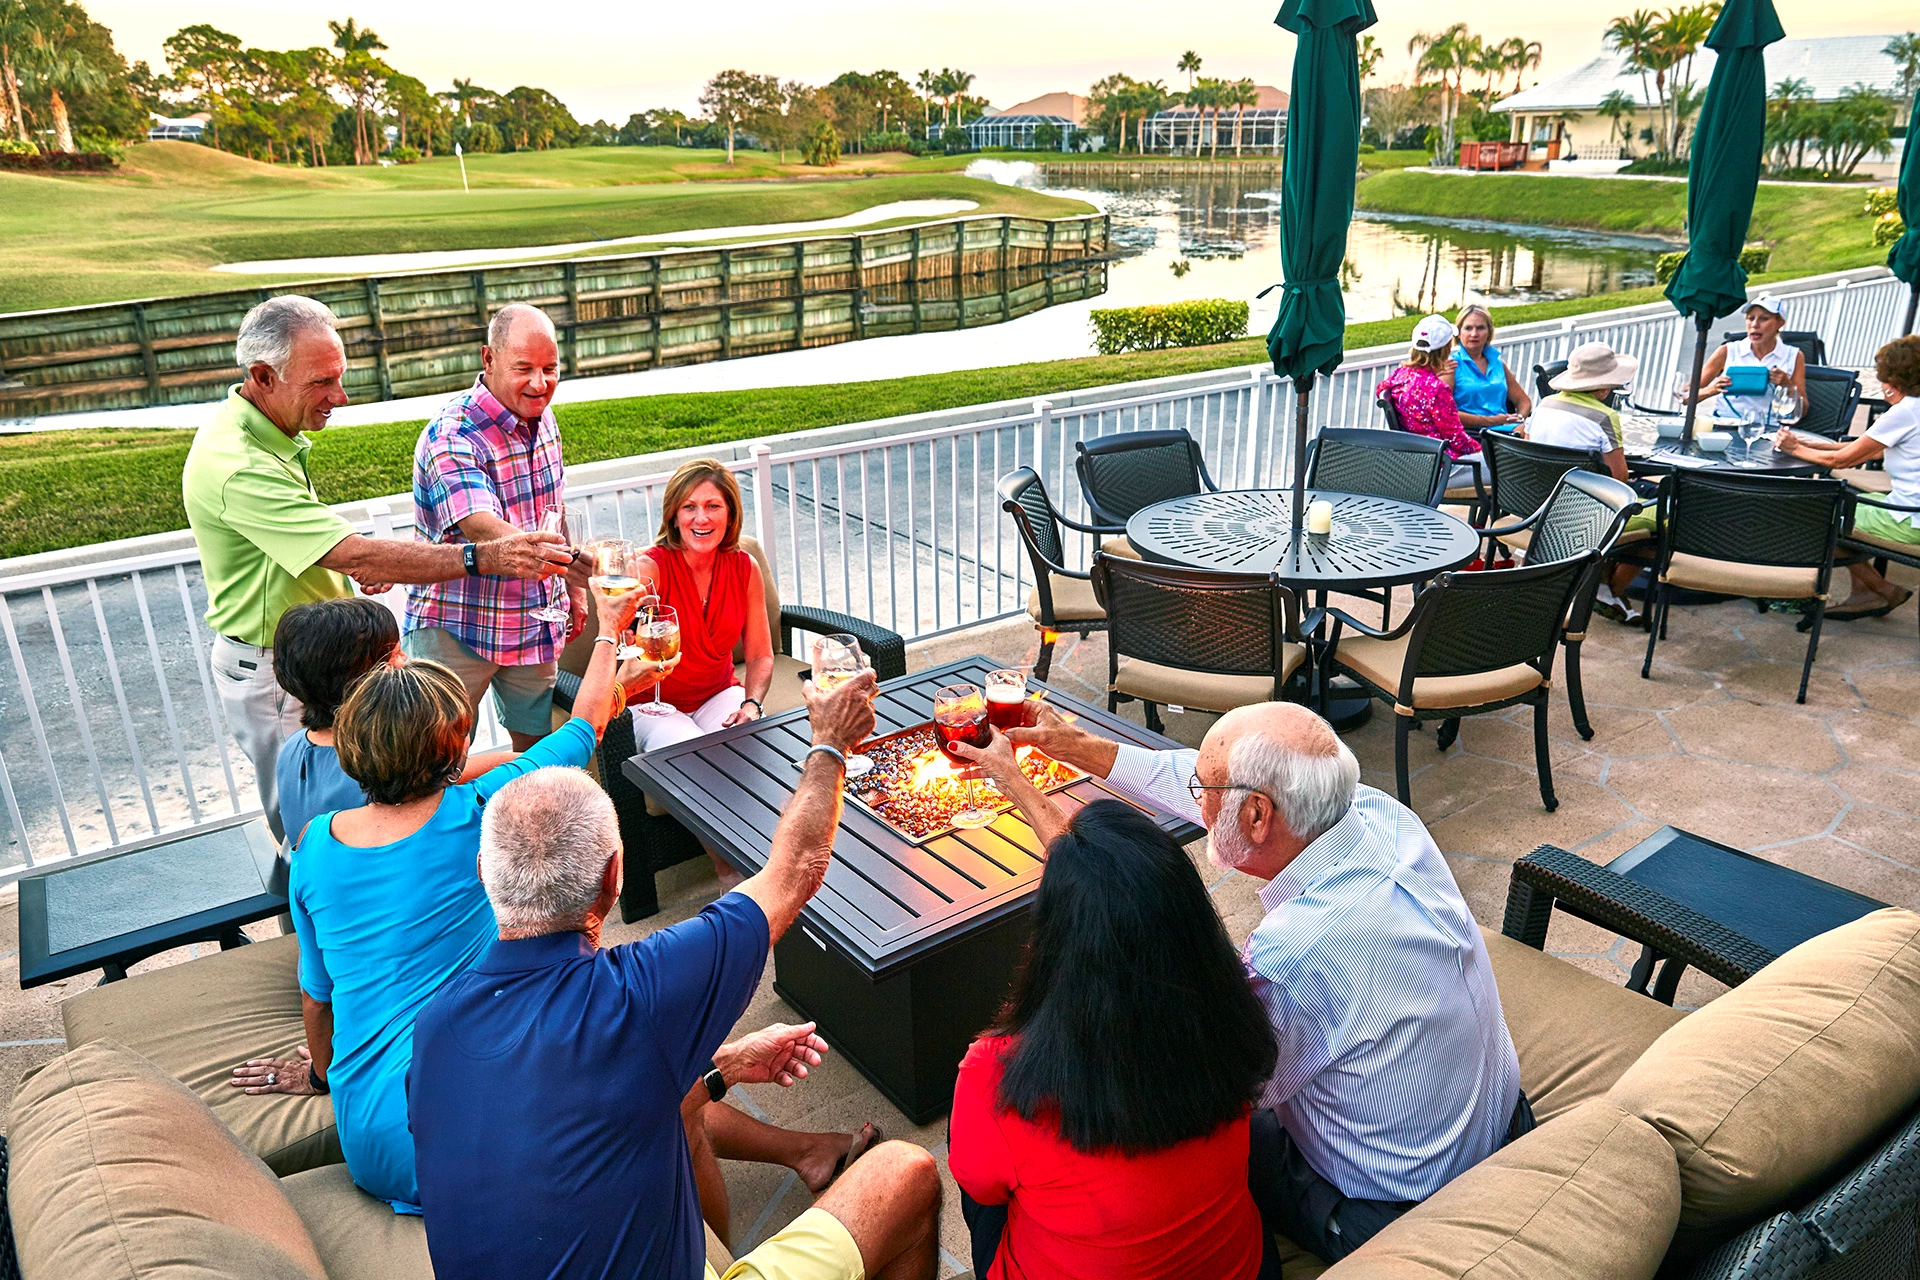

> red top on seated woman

[
  {"left": 1381, "top": 364, "right": 1480, "bottom": 460},
  {"left": 948, "top": 1034, "right": 1264, "bottom": 1280},
  {"left": 644, "top": 545, "right": 750, "bottom": 713}
]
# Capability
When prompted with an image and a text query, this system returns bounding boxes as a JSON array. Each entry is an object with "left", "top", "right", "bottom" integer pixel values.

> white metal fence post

[
  {"left": 1825, "top": 280, "right": 1850, "bottom": 359},
  {"left": 362, "top": 501, "right": 405, "bottom": 623},
  {"left": 751, "top": 444, "right": 779, "bottom": 559},
  {"left": 1243, "top": 369, "right": 1264, "bottom": 487}
]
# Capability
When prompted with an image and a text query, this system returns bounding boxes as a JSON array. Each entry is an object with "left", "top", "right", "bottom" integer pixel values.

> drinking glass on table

[
  {"left": 1770, "top": 383, "right": 1801, "bottom": 429},
  {"left": 1737, "top": 409, "right": 1765, "bottom": 466},
  {"left": 933, "top": 683, "right": 995, "bottom": 830},
  {"left": 528, "top": 503, "right": 585, "bottom": 624},
  {"left": 810, "top": 634, "right": 874, "bottom": 777}
]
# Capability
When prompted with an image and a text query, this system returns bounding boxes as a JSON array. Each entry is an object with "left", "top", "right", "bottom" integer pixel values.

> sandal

[
  {"left": 830, "top": 1121, "right": 883, "bottom": 1184},
  {"left": 1803, "top": 587, "right": 1910, "bottom": 629}
]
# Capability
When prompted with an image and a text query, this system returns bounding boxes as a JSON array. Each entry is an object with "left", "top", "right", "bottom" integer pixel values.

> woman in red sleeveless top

[{"left": 621, "top": 460, "right": 775, "bottom": 753}]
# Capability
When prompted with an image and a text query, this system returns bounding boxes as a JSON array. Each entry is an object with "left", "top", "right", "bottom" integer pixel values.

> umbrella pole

[
  {"left": 1905, "top": 283, "right": 1918, "bottom": 337},
  {"left": 1291, "top": 372, "right": 1314, "bottom": 540},
  {"left": 1679, "top": 316, "right": 1711, "bottom": 452}
]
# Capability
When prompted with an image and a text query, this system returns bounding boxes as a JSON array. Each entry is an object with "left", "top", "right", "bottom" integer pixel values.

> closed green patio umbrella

[
  {"left": 1664, "top": 0, "right": 1785, "bottom": 448},
  {"left": 1891, "top": 93, "right": 1920, "bottom": 335},
  {"left": 1266, "top": 0, "right": 1377, "bottom": 539}
]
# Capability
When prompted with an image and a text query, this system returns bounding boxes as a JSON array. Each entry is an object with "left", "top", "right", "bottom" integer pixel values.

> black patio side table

[
  {"left": 625, "top": 655, "right": 1202, "bottom": 1123},
  {"left": 17, "top": 816, "right": 284, "bottom": 989}
]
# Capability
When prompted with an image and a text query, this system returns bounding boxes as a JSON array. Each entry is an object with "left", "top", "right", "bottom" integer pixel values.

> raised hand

[{"left": 803, "top": 669, "right": 877, "bottom": 754}]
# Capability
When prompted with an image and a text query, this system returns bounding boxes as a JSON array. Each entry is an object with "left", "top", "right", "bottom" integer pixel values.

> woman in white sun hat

[
  {"left": 1685, "top": 294, "right": 1808, "bottom": 423},
  {"left": 1377, "top": 314, "right": 1485, "bottom": 490}
]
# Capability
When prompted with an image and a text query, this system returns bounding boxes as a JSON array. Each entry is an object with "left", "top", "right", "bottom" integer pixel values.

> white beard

[{"left": 1207, "top": 817, "right": 1254, "bottom": 871}]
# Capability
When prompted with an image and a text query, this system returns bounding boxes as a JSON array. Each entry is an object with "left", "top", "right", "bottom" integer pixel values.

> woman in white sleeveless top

[{"left": 1686, "top": 295, "right": 1807, "bottom": 422}]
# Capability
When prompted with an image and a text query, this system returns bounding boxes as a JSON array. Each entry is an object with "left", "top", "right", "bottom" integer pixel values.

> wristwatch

[
  {"left": 463, "top": 542, "right": 481, "bottom": 576},
  {"left": 702, "top": 1061, "right": 726, "bottom": 1103}
]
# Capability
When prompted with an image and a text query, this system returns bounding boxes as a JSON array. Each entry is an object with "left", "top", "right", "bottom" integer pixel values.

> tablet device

[{"left": 1725, "top": 365, "right": 1770, "bottom": 397}]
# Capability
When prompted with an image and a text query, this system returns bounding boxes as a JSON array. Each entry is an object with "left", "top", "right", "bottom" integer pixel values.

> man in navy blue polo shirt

[{"left": 407, "top": 672, "right": 941, "bottom": 1280}]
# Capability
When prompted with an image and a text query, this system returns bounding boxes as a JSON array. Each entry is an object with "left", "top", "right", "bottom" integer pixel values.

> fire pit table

[{"left": 624, "top": 654, "right": 1202, "bottom": 1122}]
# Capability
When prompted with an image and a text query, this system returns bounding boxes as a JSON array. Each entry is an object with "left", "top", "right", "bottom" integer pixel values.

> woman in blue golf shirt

[{"left": 1450, "top": 306, "right": 1531, "bottom": 431}]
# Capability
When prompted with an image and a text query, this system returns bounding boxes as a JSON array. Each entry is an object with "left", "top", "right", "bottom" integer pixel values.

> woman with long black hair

[{"left": 948, "top": 799, "right": 1280, "bottom": 1280}]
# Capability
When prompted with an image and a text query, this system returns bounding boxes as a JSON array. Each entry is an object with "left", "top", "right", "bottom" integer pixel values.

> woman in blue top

[
  {"left": 1449, "top": 306, "right": 1531, "bottom": 431},
  {"left": 229, "top": 583, "right": 646, "bottom": 1213},
  {"left": 273, "top": 598, "right": 515, "bottom": 851}
]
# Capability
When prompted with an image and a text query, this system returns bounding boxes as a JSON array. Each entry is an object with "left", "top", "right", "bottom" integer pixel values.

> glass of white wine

[
  {"left": 528, "top": 503, "right": 584, "bottom": 625},
  {"left": 810, "top": 634, "right": 872, "bottom": 777},
  {"left": 633, "top": 603, "right": 681, "bottom": 719}
]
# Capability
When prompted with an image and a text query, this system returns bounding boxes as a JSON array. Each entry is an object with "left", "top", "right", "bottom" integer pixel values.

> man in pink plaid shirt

[{"left": 404, "top": 305, "right": 585, "bottom": 749}]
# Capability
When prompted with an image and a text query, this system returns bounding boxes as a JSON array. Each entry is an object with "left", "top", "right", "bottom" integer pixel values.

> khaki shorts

[
  {"left": 401, "top": 626, "right": 556, "bottom": 736},
  {"left": 704, "top": 1207, "right": 864, "bottom": 1280}
]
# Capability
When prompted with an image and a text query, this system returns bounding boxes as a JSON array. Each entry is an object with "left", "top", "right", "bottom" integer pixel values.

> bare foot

[{"left": 797, "top": 1121, "right": 881, "bottom": 1194}]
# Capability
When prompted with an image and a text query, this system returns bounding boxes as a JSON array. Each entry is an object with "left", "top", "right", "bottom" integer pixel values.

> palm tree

[
  {"left": 440, "top": 76, "right": 483, "bottom": 126},
  {"left": 1765, "top": 76, "right": 1811, "bottom": 171},
  {"left": 1606, "top": 11, "right": 1661, "bottom": 154},
  {"left": 0, "top": 0, "right": 35, "bottom": 143},
  {"left": 915, "top": 69, "right": 935, "bottom": 130},
  {"left": 27, "top": 35, "right": 102, "bottom": 154},
  {"left": 1470, "top": 40, "right": 1506, "bottom": 106},
  {"left": 1226, "top": 78, "right": 1258, "bottom": 155},
  {"left": 327, "top": 17, "right": 387, "bottom": 164},
  {"left": 1409, "top": 24, "right": 1473, "bottom": 163},
  {"left": 1177, "top": 50, "right": 1201, "bottom": 91},
  {"left": 1651, "top": 4, "right": 1715, "bottom": 156},
  {"left": 1884, "top": 33, "right": 1920, "bottom": 116},
  {"left": 1187, "top": 78, "right": 1223, "bottom": 156},
  {"left": 1502, "top": 38, "right": 1544, "bottom": 96},
  {"left": 1357, "top": 35, "right": 1383, "bottom": 91},
  {"left": 1596, "top": 88, "right": 1638, "bottom": 157}
]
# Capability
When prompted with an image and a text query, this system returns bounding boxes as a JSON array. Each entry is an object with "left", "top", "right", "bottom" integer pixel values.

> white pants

[
  {"left": 1449, "top": 453, "right": 1487, "bottom": 491},
  {"left": 209, "top": 635, "right": 306, "bottom": 842},
  {"left": 632, "top": 686, "right": 747, "bottom": 753}
]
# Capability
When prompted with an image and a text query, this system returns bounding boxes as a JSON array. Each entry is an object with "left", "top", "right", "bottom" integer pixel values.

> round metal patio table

[
  {"left": 1620, "top": 411, "right": 1818, "bottom": 477},
  {"left": 1125, "top": 490, "right": 1483, "bottom": 730},
  {"left": 1125, "top": 489, "right": 1483, "bottom": 586}
]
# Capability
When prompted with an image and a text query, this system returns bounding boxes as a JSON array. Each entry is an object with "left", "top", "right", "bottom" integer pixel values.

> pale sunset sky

[{"left": 90, "top": 0, "right": 1913, "bottom": 124}]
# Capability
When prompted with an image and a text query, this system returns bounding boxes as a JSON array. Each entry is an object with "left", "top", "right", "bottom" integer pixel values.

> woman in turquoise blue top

[
  {"left": 1449, "top": 306, "right": 1531, "bottom": 430},
  {"left": 229, "top": 583, "right": 646, "bottom": 1213}
]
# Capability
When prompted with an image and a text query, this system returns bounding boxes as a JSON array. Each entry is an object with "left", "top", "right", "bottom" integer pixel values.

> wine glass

[
  {"left": 527, "top": 503, "right": 583, "bottom": 624},
  {"left": 1737, "top": 409, "right": 1765, "bottom": 467},
  {"left": 1770, "top": 382, "right": 1801, "bottom": 428},
  {"left": 933, "top": 683, "right": 995, "bottom": 830},
  {"left": 633, "top": 603, "right": 681, "bottom": 719},
  {"left": 810, "top": 634, "right": 873, "bottom": 777}
]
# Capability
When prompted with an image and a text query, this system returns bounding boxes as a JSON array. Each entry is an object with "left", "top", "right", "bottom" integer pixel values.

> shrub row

[
  {"left": 1654, "top": 244, "right": 1772, "bottom": 286},
  {"left": 0, "top": 150, "right": 117, "bottom": 171},
  {"left": 1089, "top": 299, "right": 1250, "bottom": 355}
]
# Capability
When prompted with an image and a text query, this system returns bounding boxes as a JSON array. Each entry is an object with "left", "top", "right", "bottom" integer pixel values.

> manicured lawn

[
  {"left": 1354, "top": 171, "right": 1886, "bottom": 277},
  {"left": 0, "top": 287, "right": 1669, "bottom": 561},
  {"left": 1358, "top": 150, "right": 1434, "bottom": 172},
  {"left": 0, "top": 142, "right": 1092, "bottom": 312}
]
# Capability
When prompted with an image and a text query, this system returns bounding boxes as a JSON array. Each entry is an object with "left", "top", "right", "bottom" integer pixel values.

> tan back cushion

[
  {"left": 281, "top": 1163, "right": 433, "bottom": 1280},
  {"left": 60, "top": 932, "right": 341, "bottom": 1175},
  {"left": 735, "top": 534, "right": 784, "bottom": 658},
  {"left": 9, "top": 1040, "right": 327, "bottom": 1280},
  {"left": 1481, "top": 929, "right": 1686, "bottom": 1122},
  {"left": 1324, "top": 1099, "right": 1679, "bottom": 1280},
  {"left": 1607, "top": 907, "right": 1920, "bottom": 1255}
]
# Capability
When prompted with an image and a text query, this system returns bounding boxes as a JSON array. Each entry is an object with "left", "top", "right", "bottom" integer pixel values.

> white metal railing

[{"left": 0, "top": 271, "right": 1908, "bottom": 880}]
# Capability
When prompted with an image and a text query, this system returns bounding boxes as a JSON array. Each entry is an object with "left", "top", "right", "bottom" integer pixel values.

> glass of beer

[
  {"left": 985, "top": 668, "right": 1029, "bottom": 731},
  {"left": 811, "top": 634, "right": 873, "bottom": 777},
  {"left": 933, "top": 683, "right": 995, "bottom": 829},
  {"left": 633, "top": 603, "right": 680, "bottom": 718}
]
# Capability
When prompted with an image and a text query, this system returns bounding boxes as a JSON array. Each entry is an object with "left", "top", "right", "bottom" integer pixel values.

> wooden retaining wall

[{"left": 0, "top": 213, "right": 1110, "bottom": 419}]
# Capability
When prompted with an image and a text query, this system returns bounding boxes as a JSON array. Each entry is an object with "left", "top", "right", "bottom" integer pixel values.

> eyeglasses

[{"left": 1187, "top": 772, "right": 1272, "bottom": 807}]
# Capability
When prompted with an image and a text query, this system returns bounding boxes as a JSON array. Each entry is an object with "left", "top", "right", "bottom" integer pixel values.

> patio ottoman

[
  {"left": 281, "top": 1164, "right": 432, "bottom": 1280},
  {"left": 59, "top": 932, "right": 340, "bottom": 1176}
]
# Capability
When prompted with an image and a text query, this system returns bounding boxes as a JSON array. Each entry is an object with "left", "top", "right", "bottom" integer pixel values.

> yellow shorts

[{"left": 705, "top": 1207, "right": 865, "bottom": 1280}]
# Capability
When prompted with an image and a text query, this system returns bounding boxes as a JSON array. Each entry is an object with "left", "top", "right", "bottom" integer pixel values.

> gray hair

[
  {"left": 479, "top": 767, "right": 620, "bottom": 932},
  {"left": 234, "top": 295, "right": 338, "bottom": 376},
  {"left": 1227, "top": 722, "right": 1359, "bottom": 842},
  {"left": 487, "top": 303, "right": 555, "bottom": 350}
]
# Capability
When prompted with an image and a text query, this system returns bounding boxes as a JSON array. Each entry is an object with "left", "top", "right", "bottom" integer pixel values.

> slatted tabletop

[
  {"left": 624, "top": 655, "right": 1201, "bottom": 980},
  {"left": 1126, "top": 489, "right": 1482, "bottom": 588}
]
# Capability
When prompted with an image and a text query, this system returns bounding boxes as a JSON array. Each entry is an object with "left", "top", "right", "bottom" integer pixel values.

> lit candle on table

[{"left": 1306, "top": 500, "right": 1334, "bottom": 536}]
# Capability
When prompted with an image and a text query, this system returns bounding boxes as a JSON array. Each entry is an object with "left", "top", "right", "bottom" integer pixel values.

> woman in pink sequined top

[{"left": 1378, "top": 314, "right": 1485, "bottom": 491}]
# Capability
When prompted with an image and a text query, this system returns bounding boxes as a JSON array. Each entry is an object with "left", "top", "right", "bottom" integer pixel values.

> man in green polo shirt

[{"left": 185, "top": 295, "right": 573, "bottom": 840}]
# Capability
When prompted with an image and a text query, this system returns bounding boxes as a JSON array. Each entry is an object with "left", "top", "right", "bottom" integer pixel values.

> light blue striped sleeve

[{"left": 1105, "top": 743, "right": 1203, "bottom": 826}]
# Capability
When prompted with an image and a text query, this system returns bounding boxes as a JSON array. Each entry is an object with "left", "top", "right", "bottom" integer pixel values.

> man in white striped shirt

[{"left": 960, "top": 700, "right": 1526, "bottom": 1264}]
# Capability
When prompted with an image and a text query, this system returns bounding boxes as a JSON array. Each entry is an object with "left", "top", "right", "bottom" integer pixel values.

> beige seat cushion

[
  {"left": 1113, "top": 649, "right": 1303, "bottom": 713},
  {"left": 1661, "top": 551, "right": 1822, "bottom": 600},
  {"left": 1334, "top": 634, "right": 1543, "bottom": 711},
  {"left": 1325, "top": 1099, "right": 1679, "bottom": 1280},
  {"left": 1847, "top": 525, "right": 1920, "bottom": 556},
  {"left": 1438, "top": 503, "right": 1476, "bottom": 522},
  {"left": 1443, "top": 484, "right": 1482, "bottom": 501},
  {"left": 1493, "top": 525, "right": 1532, "bottom": 553},
  {"left": 1027, "top": 572, "right": 1105, "bottom": 623},
  {"left": 1837, "top": 466, "right": 1892, "bottom": 494},
  {"left": 1101, "top": 534, "right": 1143, "bottom": 560},
  {"left": 1607, "top": 907, "right": 1920, "bottom": 1256},
  {"left": 10, "top": 1040, "right": 328, "bottom": 1280},
  {"left": 1481, "top": 929, "right": 1686, "bottom": 1122},
  {"left": 60, "top": 933, "right": 341, "bottom": 1175},
  {"left": 282, "top": 1163, "right": 434, "bottom": 1280}
]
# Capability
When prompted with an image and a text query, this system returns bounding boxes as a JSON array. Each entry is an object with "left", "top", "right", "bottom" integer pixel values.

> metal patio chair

[
  {"left": 1306, "top": 425, "right": 1449, "bottom": 507},
  {"left": 1840, "top": 491, "right": 1920, "bottom": 646},
  {"left": 1074, "top": 428, "right": 1217, "bottom": 557},
  {"left": 1480, "top": 431, "right": 1611, "bottom": 563},
  {"left": 1091, "top": 555, "right": 1304, "bottom": 734},
  {"left": 1484, "top": 471, "right": 1644, "bottom": 740},
  {"left": 1000, "top": 466, "right": 1109, "bottom": 681},
  {"left": 1532, "top": 359, "right": 1568, "bottom": 407},
  {"left": 1641, "top": 471, "right": 1846, "bottom": 704},
  {"left": 1323, "top": 551, "right": 1596, "bottom": 811},
  {"left": 1794, "top": 366, "right": 1862, "bottom": 440},
  {"left": 1721, "top": 328, "right": 1829, "bottom": 368},
  {"left": 1377, "top": 383, "right": 1488, "bottom": 520}
]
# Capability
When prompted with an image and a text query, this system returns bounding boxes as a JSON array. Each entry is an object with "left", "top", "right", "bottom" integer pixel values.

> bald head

[
  {"left": 479, "top": 767, "right": 620, "bottom": 935},
  {"left": 1197, "top": 702, "right": 1358, "bottom": 875},
  {"left": 481, "top": 305, "right": 560, "bottom": 422}
]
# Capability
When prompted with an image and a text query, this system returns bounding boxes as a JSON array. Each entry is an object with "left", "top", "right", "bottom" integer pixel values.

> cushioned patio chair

[
  {"left": 1793, "top": 365, "right": 1862, "bottom": 440},
  {"left": 1720, "top": 328, "right": 1828, "bottom": 368},
  {"left": 1533, "top": 359, "right": 1567, "bottom": 407},
  {"left": 1378, "top": 383, "right": 1487, "bottom": 520},
  {"left": 1306, "top": 425, "right": 1448, "bottom": 507},
  {"left": 1322, "top": 551, "right": 1595, "bottom": 811},
  {"left": 1480, "top": 431, "right": 1610, "bottom": 562},
  {"left": 1073, "top": 428, "right": 1216, "bottom": 559},
  {"left": 554, "top": 533, "right": 904, "bottom": 921},
  {"left": 1640, "top": 471, "right": 1846, "bottom": 705},
  {"left": 1091, "top": 554, "right": 1302, "bottom": 734},
  {"left": 1840, "top": 491, "right": 1920, "bottom": 645},
  {"left": 1484, "top": 471, "right": 1644, "bottom": 741},
  {"left": 1000, "top": 466, "right": 1110, "bottom": 681}
]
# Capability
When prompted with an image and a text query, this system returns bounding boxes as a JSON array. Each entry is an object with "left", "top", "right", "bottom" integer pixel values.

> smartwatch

[
  {"left": 463, "top": 542, "right": 481, "bottom": 576},
  {"left": 702, "top": 1061, "right": 726, "bottom": 1103}
]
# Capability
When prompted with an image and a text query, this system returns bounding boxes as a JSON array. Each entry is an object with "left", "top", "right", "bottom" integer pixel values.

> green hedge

[
  {"left": 1654, "top": 244, "right": 1773, "bottom": 286},
  {"left": 1090, "top": 299, "right": 1250, "bottom": 355}
]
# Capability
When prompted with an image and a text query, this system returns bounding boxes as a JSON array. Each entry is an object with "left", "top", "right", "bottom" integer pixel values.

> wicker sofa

[{"left": 8, "top": 858, "right": 1920, "bottom": 1280}]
